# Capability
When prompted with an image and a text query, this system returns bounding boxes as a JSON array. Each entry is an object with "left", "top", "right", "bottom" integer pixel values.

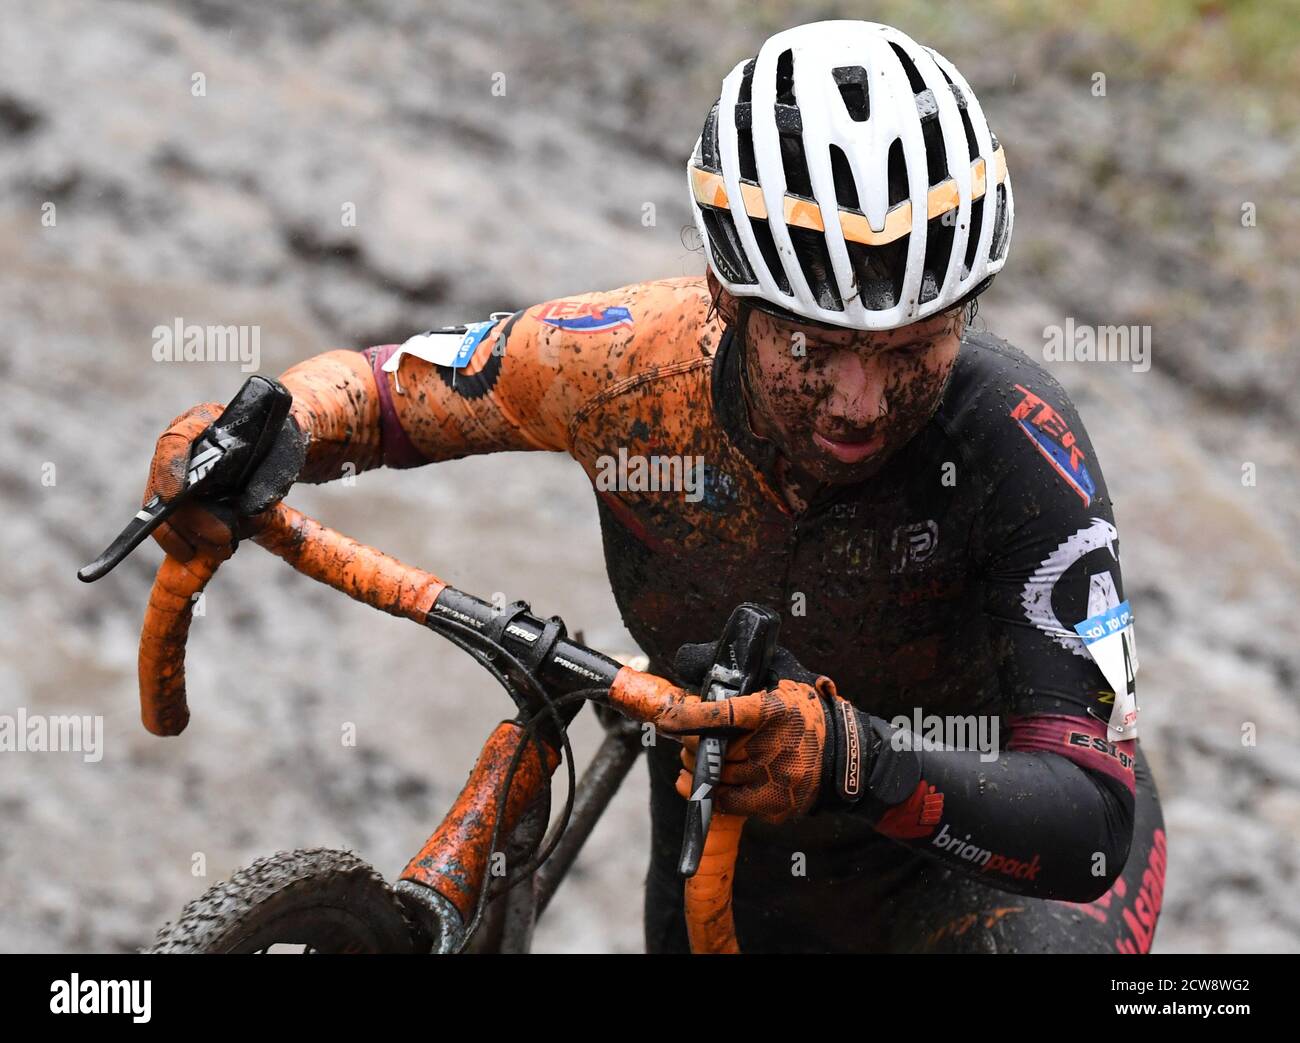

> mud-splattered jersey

[{"left": 277, "top": 275, "right": 1163, "bottom": 950}]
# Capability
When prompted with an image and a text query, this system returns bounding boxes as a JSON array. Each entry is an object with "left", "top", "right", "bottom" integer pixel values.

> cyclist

[{"left": 144, "top": 21, "right": 1165, "bottom": 953}]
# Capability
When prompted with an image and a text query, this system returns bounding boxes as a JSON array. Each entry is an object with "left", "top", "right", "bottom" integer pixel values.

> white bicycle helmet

[{"left": 689, "top": 21, "right": 1013, "bottom": 331}]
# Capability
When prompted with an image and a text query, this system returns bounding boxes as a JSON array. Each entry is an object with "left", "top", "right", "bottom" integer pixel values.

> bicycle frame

[
  {"left": 433, "top": 704, "right": 646, "bottom": 954},
  {"left": 132, "top": 501, "right": 746, "bottom": 953}
]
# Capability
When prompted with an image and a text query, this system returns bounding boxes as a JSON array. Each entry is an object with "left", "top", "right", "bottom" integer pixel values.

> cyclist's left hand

[
  {"left": 608, "top": 667, "right": 870, "bottom": 824},
  {"left": 675, "top": 678, "right": 833, "bottom": 823}
]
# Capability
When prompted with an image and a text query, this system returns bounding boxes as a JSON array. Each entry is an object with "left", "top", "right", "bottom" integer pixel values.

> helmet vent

[
  {"left": 920, "top": 106, "right": 949, "bottom": 186},
  {"left": 919, "top": 214, "right": 955, "bottom": 304},
  {"left": 829, "top": 145, "right": 859, "bottom": 210},
  {"left": 887, "top": 138, "right": 909, "bottom": 207},
  {"left": 775, "top": 49, "right": 796, "bottom": 105},
  {"left": 700, "top": 101, "right": 721, "bottom": 170},
  {"left": 780, "top": 135, "right": 812, "bottom": 197},
  {"left": 962, "top": 194, "right": 986, "bottom": 278},
  {"left": 739, "top": 59, "right": 755, "bottom": 104},
  {"left": 737, "top": 117, "right": 758, "bottom": 181},
  {"left": 888, "top": 42, "right": 928, "bottom": 95},
  {"left": 750, "top": 218, "right": 792, "bottom": 295},
  {"left": 990, "top": 183, "right": 1009, "bottom": 260},
  {"left": 832, "top": 65, "right": 870, "bottom": 122},
  {"left": 847, "top": 238, "right": 908, "bottom": 312},
  {"left": 933, "top": 60, "right": 970, "bottom": 116},
  {"left": 790, "top": 227, "right": 844, "bottom": 311},
  {"left": 736, "top": 59, "right": 758, "bottom": 180},
  {"left": 700, "top": 205, "right": 756, "bottom": 285},
  {"left": 771, "top": 47, "right": 809, "bottom": 196},
  {"left": 958, "top": 103, "right": 980, "bottom": 164}
]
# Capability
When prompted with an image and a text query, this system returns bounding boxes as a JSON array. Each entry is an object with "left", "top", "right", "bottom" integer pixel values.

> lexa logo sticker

[
  {"left": 1009, "top": 383, "right": 1096, "bottom": 506},
  {"left": 1074, "top": 600, "right": 1139, "bottom": 740},
  {"left": 1021, "top": 517, "right": 1120, "bottom": 659},
  {"left": 535, "top": 301, "right": 634, "bottom": 333}
]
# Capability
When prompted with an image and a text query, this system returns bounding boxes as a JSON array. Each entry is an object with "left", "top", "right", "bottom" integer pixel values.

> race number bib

[
  {"left": 1074, "top": 600, "right": 1138, "bottom": 741},
  {"left": 383, "top": 320, "right": 499, "bottom": 373}
]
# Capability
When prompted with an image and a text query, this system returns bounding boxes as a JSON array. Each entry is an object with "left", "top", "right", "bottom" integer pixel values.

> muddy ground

[{"left": 0, "top": 1, "right": 1296, "bottom": 952}]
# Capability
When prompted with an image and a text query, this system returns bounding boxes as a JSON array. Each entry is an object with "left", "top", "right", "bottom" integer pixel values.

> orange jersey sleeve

[
  {"left": 377, "top": 278, "right": 715, "bottom": 461},
  {"left": 273, "top": 277, "right": 715, "bottom": 481},
  {"left": 278, "top": 348, "right": 384, "bottom": 482}
]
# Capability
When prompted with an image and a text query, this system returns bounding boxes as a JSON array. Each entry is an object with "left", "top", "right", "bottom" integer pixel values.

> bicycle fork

[{"left": 395, "top": 705, "right": 644, "bottom": 954}]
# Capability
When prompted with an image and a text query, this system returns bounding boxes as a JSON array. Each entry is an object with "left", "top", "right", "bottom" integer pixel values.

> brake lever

[
  {"left": 678, "top": 602, "right": 781, "bottom": 878},
  {"left": 77, "top": 375, "right": 292, "bottom": 582}
]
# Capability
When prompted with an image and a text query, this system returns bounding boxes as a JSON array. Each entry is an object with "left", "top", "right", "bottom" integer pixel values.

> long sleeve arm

[
  {"left": 273, "top": 285, "right": 658, "bottom": 483},
  {"left": 278, "top": 348, "right": 384, "bottom": 483},
  {"left": 847, "top": 711, "right": 1136, "bottom": 902},
  {"left": 842, "top": 358, "right": 1141, "bottom": 902}
]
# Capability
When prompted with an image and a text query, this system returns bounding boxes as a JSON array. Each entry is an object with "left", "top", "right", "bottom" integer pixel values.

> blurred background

[{"left": 1, "top": 0, "right": 1297, "bottom": 953}]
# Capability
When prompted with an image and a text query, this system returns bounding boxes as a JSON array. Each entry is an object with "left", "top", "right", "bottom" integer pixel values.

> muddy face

[{"left": 738, "top": 302, "right": 965, "bottom": 487}]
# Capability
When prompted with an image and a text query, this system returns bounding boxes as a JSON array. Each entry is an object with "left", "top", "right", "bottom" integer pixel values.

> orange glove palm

[
  {"left": 610, "top": 670, "right": 866, "bottom": 824},
  {"left": 676, "top": 679, "right": 829, "bottom": 822}
]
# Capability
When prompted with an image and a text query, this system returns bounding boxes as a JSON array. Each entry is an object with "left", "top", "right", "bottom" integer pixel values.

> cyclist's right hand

[{"left": 143, "top": 401, "right": 306, "bottom": 562}]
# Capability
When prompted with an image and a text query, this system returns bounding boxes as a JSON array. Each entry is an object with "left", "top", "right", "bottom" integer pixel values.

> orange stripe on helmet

[{"left": 691, "top": 145, "right": 1007, "bottom": 250}]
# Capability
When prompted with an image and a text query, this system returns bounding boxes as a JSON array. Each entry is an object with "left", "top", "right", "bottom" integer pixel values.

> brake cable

[
  {"left": 416, "top": 608, "right": 611, "bottom": 951},
  {"left": 454, "top": 688, "right": 606, "bottom": 952}
]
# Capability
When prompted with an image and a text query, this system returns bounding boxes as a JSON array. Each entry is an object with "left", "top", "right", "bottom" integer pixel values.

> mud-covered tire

[{"left": 144, "top": 848, "right": 419, "bottom": 953}]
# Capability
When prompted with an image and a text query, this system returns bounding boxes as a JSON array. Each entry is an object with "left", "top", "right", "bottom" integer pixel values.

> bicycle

[{"left": 80, "top": 376, "right": 780, "bottom": 954}]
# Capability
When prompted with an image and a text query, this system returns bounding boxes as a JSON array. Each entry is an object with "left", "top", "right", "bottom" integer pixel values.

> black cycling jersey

[{"left": 590, "top": 323, "right": 1162, "bottom": 952}]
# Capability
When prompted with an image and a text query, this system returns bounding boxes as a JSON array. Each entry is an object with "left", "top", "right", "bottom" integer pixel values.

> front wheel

[{"left": 144, "top": 848, "right": 420, "bottom": 953}]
